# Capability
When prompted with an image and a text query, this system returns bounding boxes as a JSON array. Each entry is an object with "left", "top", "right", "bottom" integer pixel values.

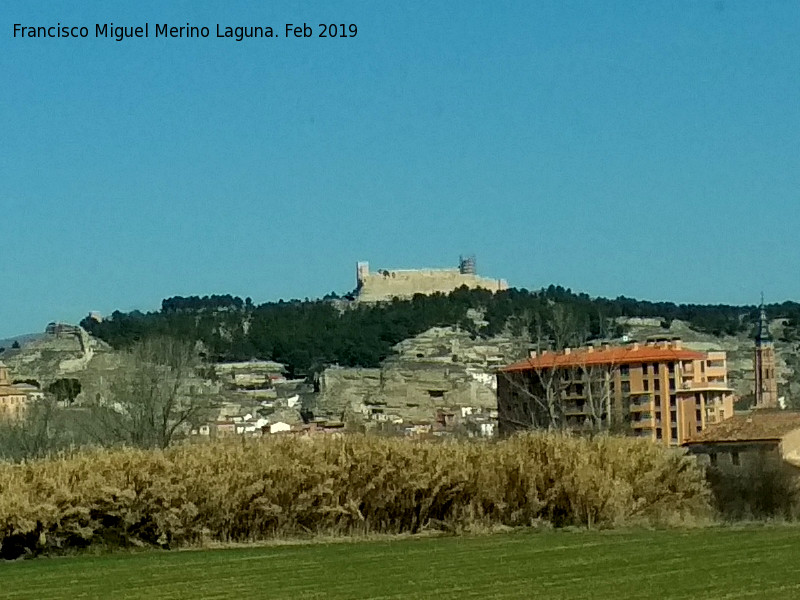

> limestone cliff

[
  {"left": 0, "top": 325, "right": 115, "bottom": 390},
  {"left": 317, "top": 326, "right": 525, "bottom": 425}
]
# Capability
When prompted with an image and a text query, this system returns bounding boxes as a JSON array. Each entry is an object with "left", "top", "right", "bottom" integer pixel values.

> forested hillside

[{"left": 81, "top": 286, "right": 800, "bottom": 377}]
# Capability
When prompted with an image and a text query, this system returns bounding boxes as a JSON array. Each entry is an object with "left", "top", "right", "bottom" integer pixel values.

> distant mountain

[{"left": 0, "top": 332, "right": 46, "bottom": 350}]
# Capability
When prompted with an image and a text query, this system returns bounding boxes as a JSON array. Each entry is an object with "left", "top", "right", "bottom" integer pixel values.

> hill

[
  {"left": 0, "top": 324, "right": 118, "bottom": 402},
  {"left": 82, "top": 286, "right": 785, "bottom": 374},
  {"left": 0, "top": 333, "right": 44, "bottom": 351},
  {"left": 77, "top": 287, "right": 800, "bottom": 404},
  {"left": 8, "top": 286, "right": 800, "bottom": 414}
]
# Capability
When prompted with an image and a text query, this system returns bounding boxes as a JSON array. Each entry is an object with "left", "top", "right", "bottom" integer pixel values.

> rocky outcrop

[
  {"left": 0, "top": 324, "right": 117, "bottom": 402},
  {"left": 317, "top": 326, "right": 526, "bottom": 425}
]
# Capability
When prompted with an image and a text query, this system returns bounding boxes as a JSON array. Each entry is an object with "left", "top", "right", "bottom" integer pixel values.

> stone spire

[{"left": 755, "top": 294, "right": 773, "bottom": 345}]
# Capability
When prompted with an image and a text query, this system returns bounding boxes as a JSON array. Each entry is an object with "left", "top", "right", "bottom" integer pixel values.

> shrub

[{"left": 0, "top": 434, "right": 712, "bottom": 559}]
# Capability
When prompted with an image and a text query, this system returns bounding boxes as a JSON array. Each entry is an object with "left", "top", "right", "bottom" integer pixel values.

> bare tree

[
  {"left": 89, "top": 337, "right": 212, "bottom": 448},
  {"left": 0, "top": 397, "right": 66, "bottom": 460},
  {"left": 497, "top": 366, "right": 567, "bottom": 432},
  {"left": 498, "top": 302, "right": 596, "bottom": 433},
  {"left": 572, "top": 359, "right": 616, "bottom": 432},
  {"left": 496, "top": 299, "right": 632, "bottom": 436},
  {"left": 550, "top": 304, "right": 589, "bottom": 351},
  {"left": 499, "top": 360, "right": 618, "bottom": 435}
]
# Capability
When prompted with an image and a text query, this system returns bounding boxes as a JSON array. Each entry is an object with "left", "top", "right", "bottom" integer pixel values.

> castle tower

[
  {"left": 0, "top": 362, "right": 8, "bottom": 386},
  {"left": 356, "top": 261, "right": 369, "bottom": 288},
  {"left": 458, "top": 255, "right": 476, "bottom": 275},
  {"left": 754, "top": 299, "right": 779, "bottom": 409}
]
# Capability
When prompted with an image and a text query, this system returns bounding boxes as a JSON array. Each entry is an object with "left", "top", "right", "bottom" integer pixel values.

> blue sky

[{"left": 1, "top": 1, "right": 799, "bottom": 338}]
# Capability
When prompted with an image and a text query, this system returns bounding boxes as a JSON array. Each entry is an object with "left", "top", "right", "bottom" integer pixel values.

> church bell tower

[{"left": 754, "top": 298, "right": 779, "bottom": 409}]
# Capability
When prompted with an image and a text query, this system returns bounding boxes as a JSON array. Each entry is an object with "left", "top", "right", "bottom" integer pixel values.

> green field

[{"left": 2, "top": 527, "right": 800, "bottom": 599}]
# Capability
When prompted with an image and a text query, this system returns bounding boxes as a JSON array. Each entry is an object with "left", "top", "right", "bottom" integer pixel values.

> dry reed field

[
  {"left": 3, "top": 526, "right": 800, "bottom": 599},
  {"left": 0, "top": 434, "right": 711, "bottom": 559}
]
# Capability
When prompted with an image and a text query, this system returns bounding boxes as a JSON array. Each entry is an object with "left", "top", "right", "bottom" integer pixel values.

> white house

[
  {"left": 269, "top": 421, "right": 292, "bottom": 434},
  {"left": 480, "top": 422, "right": 495, "bottom": 437}
]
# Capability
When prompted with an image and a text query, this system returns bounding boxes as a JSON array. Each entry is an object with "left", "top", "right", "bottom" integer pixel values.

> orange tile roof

[
  {"left": 499, "top": 345, "right": 705, "bottom": 372},
  {"left": 684, "top": 411, "right": 800, "bottom": 444}
]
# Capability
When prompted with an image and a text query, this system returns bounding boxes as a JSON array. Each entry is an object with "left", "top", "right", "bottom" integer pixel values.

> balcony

[
  {"left": 628, "top": 395, "right": 652, "bottom": 412},
  {"left": 679, "top": 380, "right": 731, "bottom": 392},
  {"left": 631, "top": 416, "right": 655, "bottom": 428},
  {"left": 564, "top": 404, "right": 588, "bottom": 417}
]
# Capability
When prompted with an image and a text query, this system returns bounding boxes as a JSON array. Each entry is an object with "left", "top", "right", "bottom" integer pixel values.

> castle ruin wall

[{"left": 357, "top": 266, "right": 507, "bottom": 302}]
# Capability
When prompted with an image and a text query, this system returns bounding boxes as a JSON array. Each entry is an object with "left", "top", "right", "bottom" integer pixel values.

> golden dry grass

[{"left": 0, "top": 433, "right": 711, "bottom": 558}]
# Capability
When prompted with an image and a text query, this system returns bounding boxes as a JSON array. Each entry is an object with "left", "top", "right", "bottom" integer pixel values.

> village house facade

[
  {"left": 683, "top": 411, "right": 800, "bottom": 468},
  {"left": 497, "top": 339, "right": 735, "bottom": 446},
  {"left": 0, "top": 362, "right": 29, "bottom": 422}
]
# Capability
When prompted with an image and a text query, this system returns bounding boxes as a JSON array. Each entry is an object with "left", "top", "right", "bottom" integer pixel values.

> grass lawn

[{"left": 2, "top": 526, "right": 800, "bottom": 599}]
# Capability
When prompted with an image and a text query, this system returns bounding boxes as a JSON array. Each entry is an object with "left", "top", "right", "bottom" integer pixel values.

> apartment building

[{"left": 497, "top": 339, "right": 735, "bottom": 446}]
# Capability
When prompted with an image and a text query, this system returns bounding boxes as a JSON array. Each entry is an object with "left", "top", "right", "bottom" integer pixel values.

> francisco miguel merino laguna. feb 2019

[{"left": 12, "top": 22, "right": 358, "bottom": 41}]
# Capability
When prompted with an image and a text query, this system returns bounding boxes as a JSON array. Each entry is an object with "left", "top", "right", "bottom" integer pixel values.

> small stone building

[
  {"left": 683, "top": 411, "right": 800, "bottom": 468},
  {"left": 0, "top": 362, "right": 29, "bottom": 421}
]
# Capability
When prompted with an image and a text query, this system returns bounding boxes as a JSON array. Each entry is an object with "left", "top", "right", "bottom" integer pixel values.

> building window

[
  {"left": 669, "top": 377, "right": 676, "bottom": 391},
  {"left": 654, "top": 378, "right": 661, "bottom": 391},
  {"left": 669, "top": 395, "right": 676, "bottom": 408},
  {"left": 710, "top": 452, "right": 717, "bottom": 465},
  {"left": 695, "top": 409, "right": 702, "bottom": 422},
  {"left": 732, "top": 452, "right": 740, "bottom": 466},
  {"left": 621, "top": 381, "right": 630, "bottom": 394},
  {"left": 668, "top": 363, "right": 675, "bottom": 374},
  {"left": 620, "top": 365, "right": 629, "bottom": 377},
  {"left": 656, "top": 428, "right": 663, "bottom": 439},
  {"left": 643, "top": 379, "right": 649, "bottom": 391}
]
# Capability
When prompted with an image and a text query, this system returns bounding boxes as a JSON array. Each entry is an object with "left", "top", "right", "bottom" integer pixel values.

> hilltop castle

[{"left": 355, "top": 256, "right": 508, "bottom": 302}]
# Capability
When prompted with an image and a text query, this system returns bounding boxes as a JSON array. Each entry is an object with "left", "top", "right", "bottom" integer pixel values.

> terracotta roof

[
  {"left": 499, "top": 346, "right": 705, "bottom": 372},
  {"left": 684, "top": 411, "right": 800, "bottom": 444}
]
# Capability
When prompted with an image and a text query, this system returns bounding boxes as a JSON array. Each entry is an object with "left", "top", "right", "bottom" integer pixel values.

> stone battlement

[{"left": 356, "top": 260, "right": 508, "bottom": 302}]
